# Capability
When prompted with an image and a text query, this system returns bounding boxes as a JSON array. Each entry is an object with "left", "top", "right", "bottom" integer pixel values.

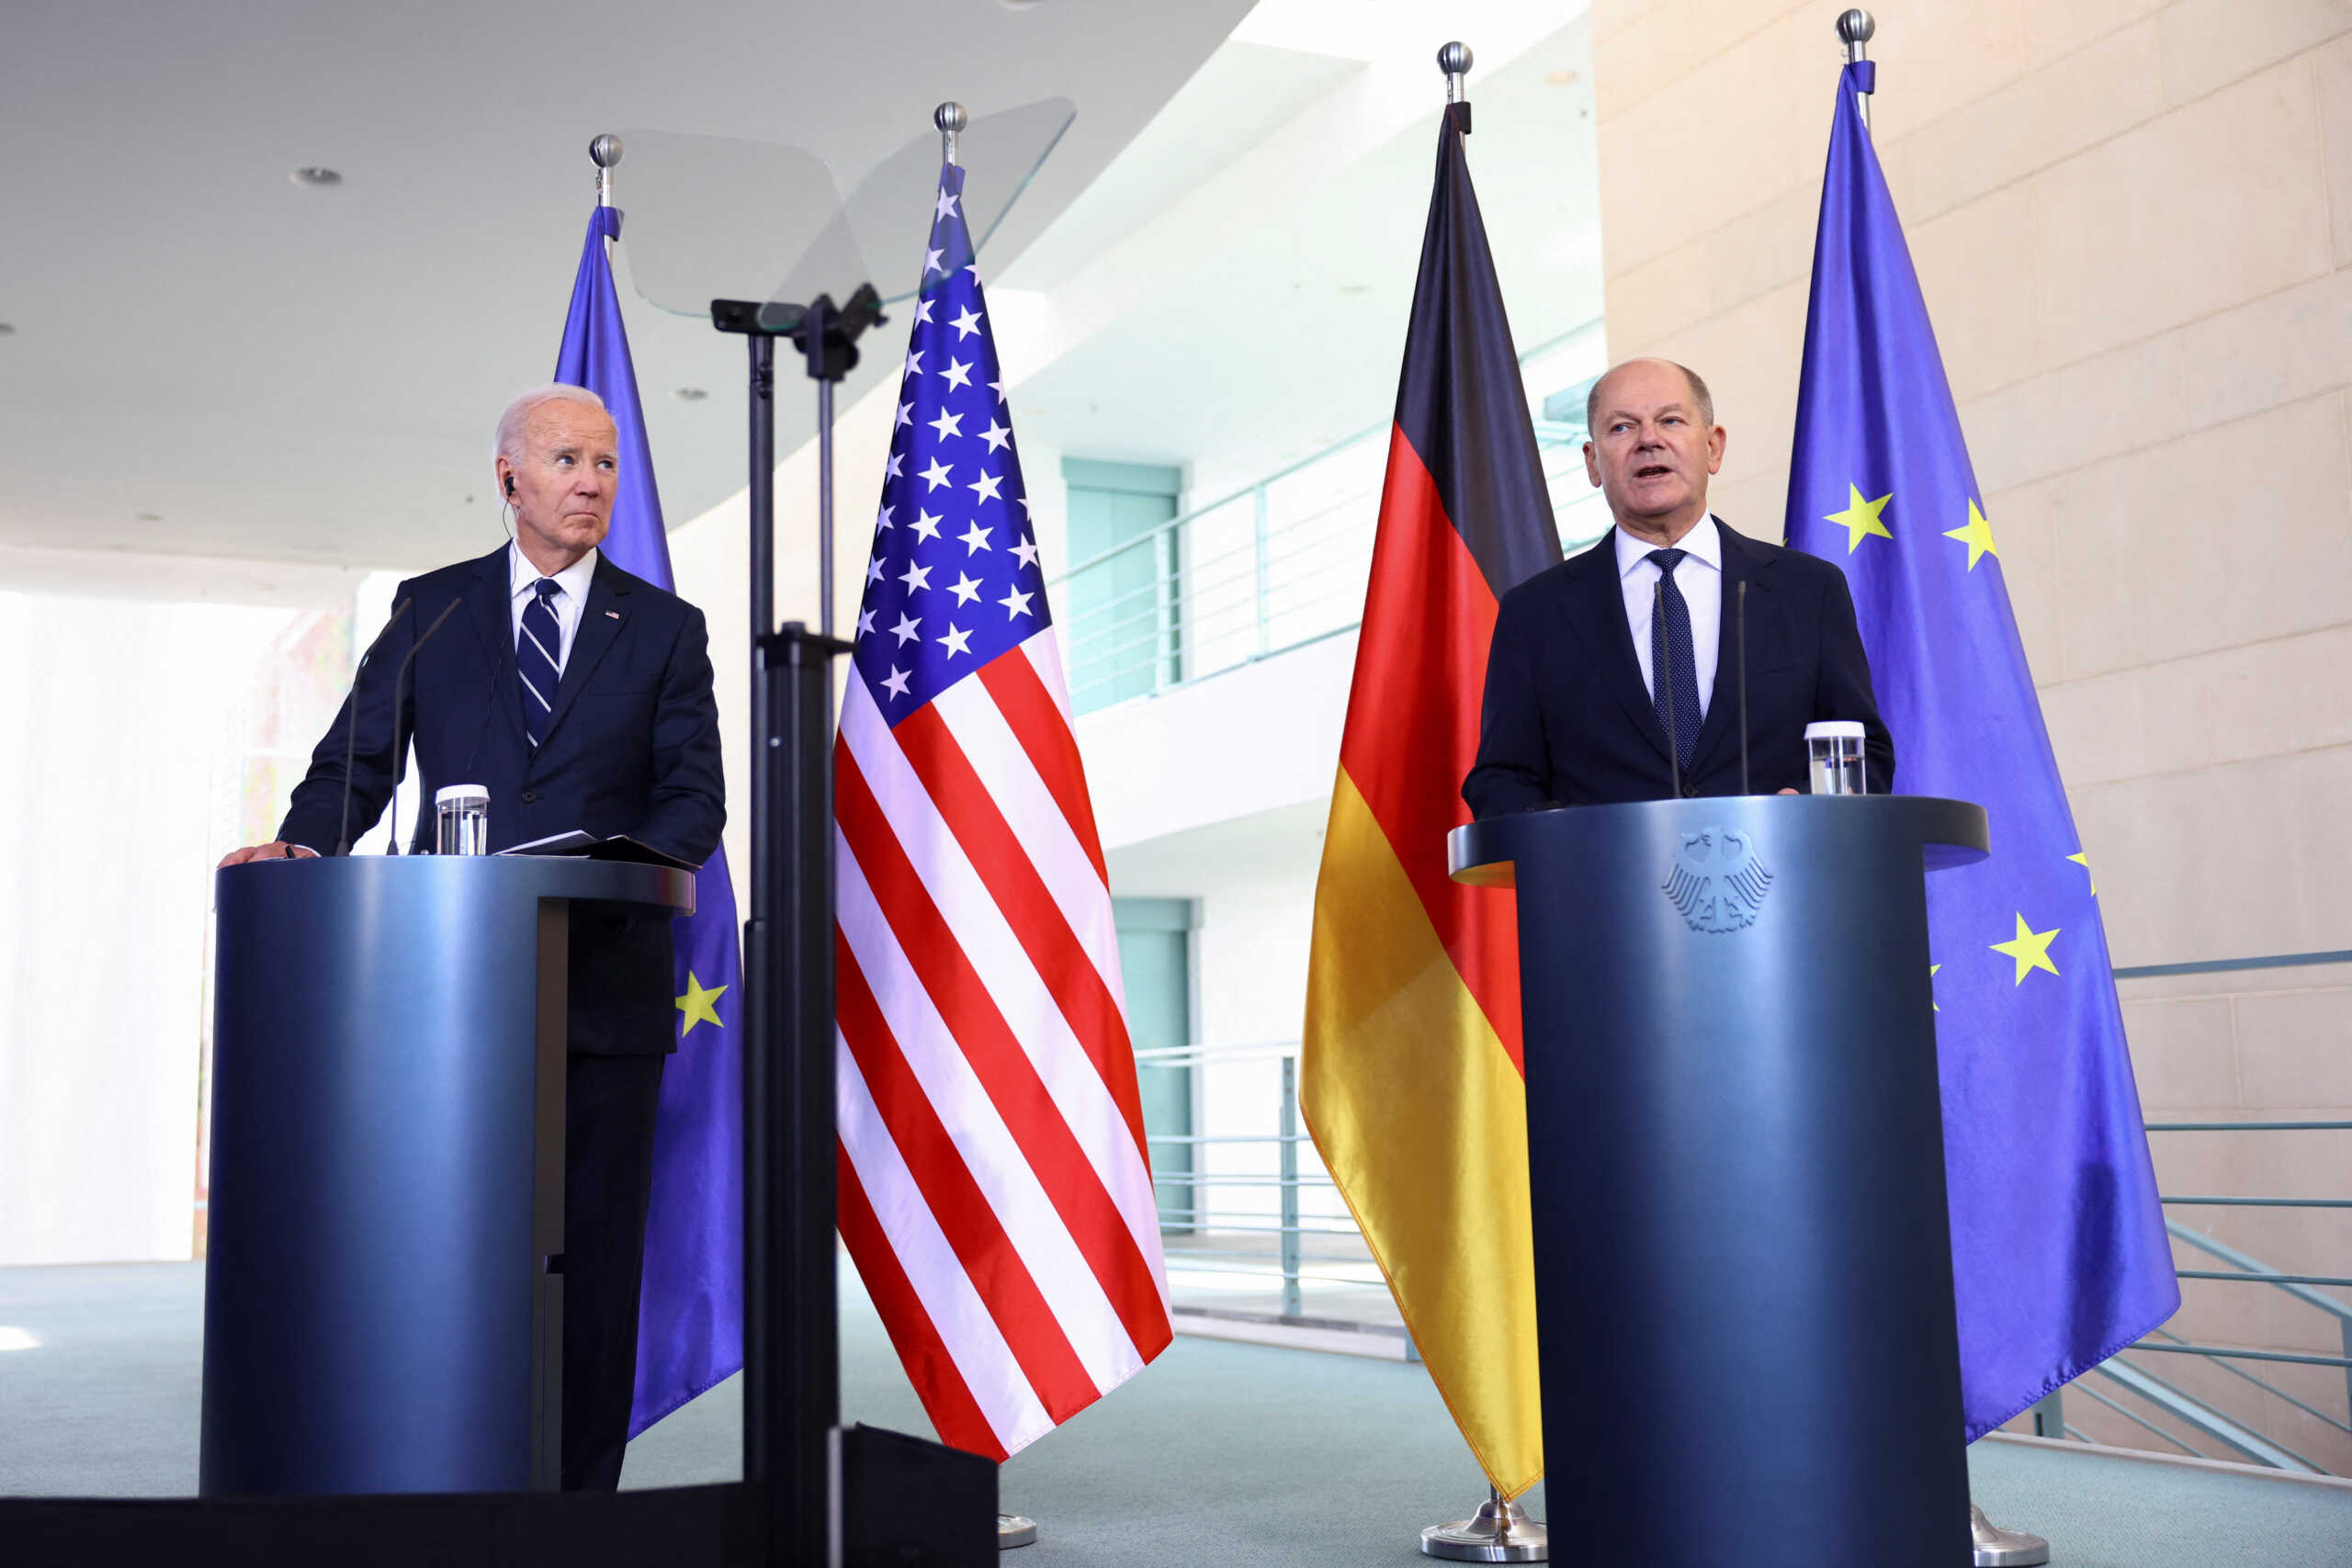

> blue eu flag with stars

[
  {"left": 555, "top": 202, "right": 743, "bottom": 1436},
  {"left": 1784, "top": 62, "right": 2178, "bottom": 1439}
]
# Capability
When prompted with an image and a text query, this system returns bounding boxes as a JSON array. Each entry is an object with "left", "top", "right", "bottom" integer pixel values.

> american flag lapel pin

[{"left": 605, "top": 610, "right": 620, "bottom": 618}]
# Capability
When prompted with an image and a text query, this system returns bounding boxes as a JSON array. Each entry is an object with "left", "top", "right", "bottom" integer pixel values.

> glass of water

[
  {"left": 1804, "top": 721, "right": 1868, "bottom": 795},
  {"left": 435, "top": 784, "right": 491, "bottom": 855}
]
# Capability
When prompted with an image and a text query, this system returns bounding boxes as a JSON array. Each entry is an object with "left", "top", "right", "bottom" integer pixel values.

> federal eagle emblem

[{"left": 1662, "top": 826, "right": 1774, "bottom": 933}]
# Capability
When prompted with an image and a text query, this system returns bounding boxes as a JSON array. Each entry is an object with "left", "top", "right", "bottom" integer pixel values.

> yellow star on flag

[
  {"left": 1943, "top": 499, "right": 1997, "bottom": 570},
  {"left": 2067, "top": 851, "right": 2096, "bottom": 895},
  {"left": 1825, "top": 483, "right": 1894, "bottom": 554},
  {"left": 676, "top": 971, "right": 729, "bottom": 1037},
  {"left": 1990, "top": 914, "right": 2060, "bottom": 986},
  {"left": 1929, "top": 962, "right": 1942, "bottom": 1012}
]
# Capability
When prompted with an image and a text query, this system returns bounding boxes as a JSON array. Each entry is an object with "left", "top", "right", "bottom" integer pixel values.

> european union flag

[
  {"left": 555, "top": 204, "right": 744, "bottom": 1436},
  {"left": 1784, "top": 63, "right": 2178, "bottom": 1438}
]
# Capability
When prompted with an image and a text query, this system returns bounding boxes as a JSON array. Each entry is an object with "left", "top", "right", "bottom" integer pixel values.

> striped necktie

[
  {"left": 517, "top": 578, "right": 561, "bottom": 746},
  {"left": 1647, "top": 547, "right": 1702, "bottom": 775}
]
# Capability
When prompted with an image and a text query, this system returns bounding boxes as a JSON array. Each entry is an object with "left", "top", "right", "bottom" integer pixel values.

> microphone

[
  {"left": 1656, "top": 577, "right": 1681, "bottom": 801},
  {"left": 1736, "top": 580, "right": 1751, "bottom": 796},
  {"left": 336, "top": 598, "right": 413, "bottom": 856},
  {"left": 382, "top": 598, "right": 463, "bottom": 855}
]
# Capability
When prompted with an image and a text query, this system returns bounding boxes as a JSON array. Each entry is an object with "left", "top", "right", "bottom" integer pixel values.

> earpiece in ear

[{"left": 504, "top": 475, "right": 516, "bottom": 498}]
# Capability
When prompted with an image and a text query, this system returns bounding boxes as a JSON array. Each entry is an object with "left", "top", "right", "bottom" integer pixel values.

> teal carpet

[{"left": 5, "top": 1262, "right": 2347, "bottom": 1565}]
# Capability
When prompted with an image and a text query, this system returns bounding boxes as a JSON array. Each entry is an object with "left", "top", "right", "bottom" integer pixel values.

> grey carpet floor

[{"left": 4, "top": 1263, "right": 2347, "bottom": 1566}]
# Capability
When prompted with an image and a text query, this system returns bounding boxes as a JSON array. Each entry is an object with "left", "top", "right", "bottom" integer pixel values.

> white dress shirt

[
  {"left": 1616, "top": 516, "right": 1724, "bottom": 723},
  {"left": 509, "top": 540, "right": 599, "bottom": 676}
]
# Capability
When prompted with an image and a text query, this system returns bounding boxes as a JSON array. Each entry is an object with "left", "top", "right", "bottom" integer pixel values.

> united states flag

[{"left": 834, "top": 164, "right": 1172, "bottom": 1461}]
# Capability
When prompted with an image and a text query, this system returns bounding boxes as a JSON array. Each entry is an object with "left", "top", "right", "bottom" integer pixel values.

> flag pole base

[
  {"left": 1419, "top": 1488, "right": 1546, "bottom": 1562},
  {"left": 998, "top": 1513, "right": 1038, "bottom": 1550},
  {"left": 1970, "top": 1503, "right": 2049, "bottom": 1566}
]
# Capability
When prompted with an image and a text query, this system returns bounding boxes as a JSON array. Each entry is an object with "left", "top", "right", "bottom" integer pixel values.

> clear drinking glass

[
  {"left": 1804, "top": 721, "right": 1868, "bottom": 795},
  {"left": 435, "top": 784, "right": 491, "bottom": 855}
]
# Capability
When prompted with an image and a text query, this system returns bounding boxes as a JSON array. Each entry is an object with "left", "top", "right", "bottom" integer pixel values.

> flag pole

[
  {"left": 590, "top": 132, "right": 620, "bottom": 209},
  {"left": 1836, "top": 9, "right": 1873, "bottom": 130},
  {"left": 934, "top": 96, "right": 1042, "bottom": 1560},
  {"left": 1412, "top": 40, "right": 1548, "bottom": 1560},
  {"left": 1823, "top": 24, "right": 2050, "bottom": 1563}
]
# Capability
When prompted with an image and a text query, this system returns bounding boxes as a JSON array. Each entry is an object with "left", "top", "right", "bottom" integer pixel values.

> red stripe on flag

[
  {"left": 1339, "top": 426, "right": 1524, "bottom": 1072},
  {"left": 835, "top": 1148, "right": 1010, "bottom": 1461},
  {"left": 834, "top": 747, "right": 1170, "bottom": 1349},
  {"left": 835, "top": 933, "right": 1101, "bottom": 1423},
  {"left": 894, "top": 701, "right": 1149, "bottom": 1159},
  {"left": 978, "top": 651, "right": 1110, "bottom": 886}
]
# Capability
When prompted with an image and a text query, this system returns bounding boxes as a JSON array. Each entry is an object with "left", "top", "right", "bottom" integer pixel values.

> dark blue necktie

[
  {"left": 1648, "top": 547, "right": 1702, "bottom": 775},
  {"left": 517, "top": 578, "right": 561, "bottom": 746}
]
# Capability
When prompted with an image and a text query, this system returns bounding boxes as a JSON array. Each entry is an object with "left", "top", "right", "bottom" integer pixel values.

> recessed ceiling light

[
  {"left": 673, "top": 387, "right": 708, "bottom": 401},
  {"left": 289, "top": 166, "right": 343, "bottom": 187},
  {"left": 997, "top": 0, "right": 1045, "bottom": 9}
]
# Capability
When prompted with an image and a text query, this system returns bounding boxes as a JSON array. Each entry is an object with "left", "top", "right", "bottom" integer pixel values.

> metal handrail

[
  {"left": 1147, "top": 954, "right": 2349, "bottom": 1469},
  {"left": 1049, "top": 323, "right": 1608, "bottom": 712},
  {"left": 1048, "top": 317, "right": 1600, "bottom": 585}
]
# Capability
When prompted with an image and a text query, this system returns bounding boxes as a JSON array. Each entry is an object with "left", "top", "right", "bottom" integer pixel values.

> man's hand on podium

[{"left": 219, "top": 841, "right": 320, "bottom": 866}]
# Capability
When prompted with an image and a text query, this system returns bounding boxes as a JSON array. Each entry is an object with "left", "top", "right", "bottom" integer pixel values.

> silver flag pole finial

[
  {"left": 1437, "top": 40, "right": 1472, "bottom": 104},
  {"left": 935, "top": 101, "right": 967, "bottom": 168},
  {"left": 590, "top": 133, "right": 622, "bottom": 209},
  {"left": 1836, "top": 9, "right": 1875, "bottom": 130}
]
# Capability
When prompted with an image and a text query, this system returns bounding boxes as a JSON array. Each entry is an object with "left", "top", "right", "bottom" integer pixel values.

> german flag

[{"left": 1299, "top": 100, "right": 1559, "bottom": 1499}]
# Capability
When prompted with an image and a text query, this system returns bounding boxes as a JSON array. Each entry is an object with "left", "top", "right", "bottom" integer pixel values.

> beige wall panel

[
  {"left": 1908, "top": 181, "right": 2043, "bottom": 403},
  {"left": 2040, "top": 660, "right": 2212, "bottom": 788},
  {"left": 1880, "top": 22, "right": 2164, "bottom": 226},
  {"left": 2076, "top": 744, "right": 2352, "bottom": 964},
  {"left": 2028, "top": 60, "right": 2331, "bottom": 373},
  {"left": 2054, "top": 391, "right": 2350, "bottom": 680},
  {"left": 2155, "top": 0, "right": 2352, "bottom": 110},
  {"left": 1599, "top": 185, "right": 1816, "bottom": 348},
  {"left": 2119, "top": 996, "right": 2239, "bottom": 1108},
  {"left": 2320, "top": 35, "right": 2352, "bottom": 265},
  {"left": 1963, "top": 327, "right": 2188, "bottom": 499},
  {"left": 2233, "top": 989, "right": 2352, "bottom": 1106},
  {"left": 2199, "top": 623, "right": 2352, "bottom": 768},
  {"left": 1597, "top": 11, "right": 1811, "bottom": 272},
  {"left": 1979, "top": 464, "right": 2069, "bottom": 679}
]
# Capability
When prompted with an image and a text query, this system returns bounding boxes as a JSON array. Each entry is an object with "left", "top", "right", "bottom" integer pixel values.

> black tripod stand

[{"left": 711, "top": 290, "right": 992, "bottom": 1565}]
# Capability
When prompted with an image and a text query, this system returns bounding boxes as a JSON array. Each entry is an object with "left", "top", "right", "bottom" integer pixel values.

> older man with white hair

[{"left": 221, "top": 382, "right": 726, "bottom": 1490}]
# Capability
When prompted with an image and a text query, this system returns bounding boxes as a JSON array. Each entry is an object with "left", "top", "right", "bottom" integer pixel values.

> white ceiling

[{"left": 0, "top": 0, "right": 1254, "bottom": 574}]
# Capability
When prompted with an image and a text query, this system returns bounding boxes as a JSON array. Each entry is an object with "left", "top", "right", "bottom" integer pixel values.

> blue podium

[
  {"left": 201, "top": 854, "right": 694, "bottom": 1496},
  {"left": 1451, "top": 795, "right": 1986, "bottom": 1568}
]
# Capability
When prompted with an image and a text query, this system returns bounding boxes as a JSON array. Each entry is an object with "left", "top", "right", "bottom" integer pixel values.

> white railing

[{"left": 1052, "top": 322, "right": 1613, "bottom": 716}]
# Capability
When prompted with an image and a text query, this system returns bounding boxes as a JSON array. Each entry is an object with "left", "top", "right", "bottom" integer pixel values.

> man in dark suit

[
  {"left": 220, "top": 383, "right": 725, "bottom": 1490},
  {"left": 1464, "top": 357, "right": 1892, "bottom": 815}
]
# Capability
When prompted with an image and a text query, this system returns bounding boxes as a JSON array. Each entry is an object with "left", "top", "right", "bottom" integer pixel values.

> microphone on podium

[
  {"left": 382, "top": 599, "right": 463, "bottom": 855},
  {"left": 1736, "top": 580, "right": 1751, "bottom": 795},
  {"left": 335, "top": 598, "right": 412, "bottom": 856}
]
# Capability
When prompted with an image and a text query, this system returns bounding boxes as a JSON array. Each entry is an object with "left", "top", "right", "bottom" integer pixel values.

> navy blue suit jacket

[
  {"left": 279, "top": 545, "right": 726, "bottom": 1053},
  {"left": 1463, "top": 520, "right": 1894, "bottom": 816}
]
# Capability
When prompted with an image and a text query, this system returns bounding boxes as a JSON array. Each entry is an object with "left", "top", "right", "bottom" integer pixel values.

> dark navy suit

[
  {"left": 1464, "top": 519, "right": 1893, "bottom": 815},
  {"left": 278, "top": 543, "right": 724, "bottom": 1489}
]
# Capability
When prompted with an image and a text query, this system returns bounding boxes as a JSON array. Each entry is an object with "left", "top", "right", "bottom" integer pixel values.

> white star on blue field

[{"left": 852, "top": 168, "right": 1046, "bottom": 722}]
